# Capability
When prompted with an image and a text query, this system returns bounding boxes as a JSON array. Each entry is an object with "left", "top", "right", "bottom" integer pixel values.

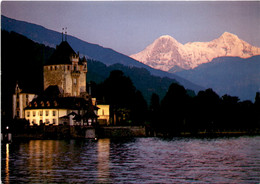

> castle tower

[{"left": 44, "top": 41, "right": 88, "bottom": 97}]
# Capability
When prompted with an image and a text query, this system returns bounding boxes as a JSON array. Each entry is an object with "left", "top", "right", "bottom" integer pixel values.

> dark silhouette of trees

[
  {"left": 254, "top": 92, "right": 260, "bottom": 128},
  {"left": 147, "top": 82, "right": 260, "bottom": 135},
  {"left": 220, "top": 95, "right": 240, "bottom": 130},
  {"left": 94, "top": 70, "right": 148, "bottom": 125},
  {"left": 195, "top": 89, "right": 221, "bottom": 131},
  {"left": 148, "top": 93, "right": 161, "bottom": 129},
  {"left": 160, "top": 83, "right": 189, "bottom": 134}
]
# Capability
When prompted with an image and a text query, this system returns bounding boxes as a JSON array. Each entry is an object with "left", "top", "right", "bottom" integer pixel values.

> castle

[
  {"left": 13, "top": 41, "right": 109, "bottom": 126},
  {"left": 43, "top": 41, "right": 87, "bottom": 97}
]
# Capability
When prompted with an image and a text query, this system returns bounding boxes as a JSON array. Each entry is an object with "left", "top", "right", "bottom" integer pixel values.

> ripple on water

[{"left": 1, "top": 136, "right": 260, "bottom": 183}]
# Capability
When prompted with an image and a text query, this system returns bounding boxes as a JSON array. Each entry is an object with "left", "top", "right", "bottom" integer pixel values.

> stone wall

[
  {"left": 44, "top": 65, "right": 65, "bottom": 91},
  {"left": 44, "top": 64, "right": 86, "bottom": 96},
  {"left": 99, "top": 126, "right": 146, "bottom": 138}
]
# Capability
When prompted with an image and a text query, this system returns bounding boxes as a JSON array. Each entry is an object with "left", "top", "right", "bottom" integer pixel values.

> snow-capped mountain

[{"left": 130, "top": 32, "right": 260, "bottom": 71}]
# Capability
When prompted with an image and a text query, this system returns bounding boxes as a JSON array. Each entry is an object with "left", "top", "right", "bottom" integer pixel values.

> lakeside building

[
  {"left": 13, "top": 83, "right": 37, "bottom": 119},
  {"left": 24, "top": 86, "right": 98, "bottom": 126},
  {"left": 13, "top": 41, "right": 110, "bottom": 126}
]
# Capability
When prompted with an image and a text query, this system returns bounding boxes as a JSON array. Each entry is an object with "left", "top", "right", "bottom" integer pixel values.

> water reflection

[
  {"left": 28, "top": 140, "right": 57, "bottom": 182},
  {"left": 1, "top": 137, "right": 260, "bottom": 183},
  {"left": 5, "top": 143, "right": 9, "bottom": 184},
  {"left": 97, "top": 139, "right": 110, "bottom": 183}
]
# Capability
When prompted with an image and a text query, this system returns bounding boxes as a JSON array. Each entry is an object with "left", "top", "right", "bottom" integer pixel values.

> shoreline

[{"left": 2, "top": 126, "right": 260, "bottom": 142}]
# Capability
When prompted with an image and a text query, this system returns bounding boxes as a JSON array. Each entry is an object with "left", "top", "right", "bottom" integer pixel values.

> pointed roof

[{"left": 46, "top": 41, "right": 76, "bottom": 65}]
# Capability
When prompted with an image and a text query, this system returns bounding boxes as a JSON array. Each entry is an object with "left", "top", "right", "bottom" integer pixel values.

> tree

[
  {"left": 98, "top": 70, "right": 147, "bottom": 125},
  {"left": 220, "top": 94, "right": 240, "bottom": 130},
  {"left": 195, "top": 88, "right": 221, "bottom": 131},
  {"left": 149, "top": 93, "right": 161, "bottom": 129},
  {"left": 161, "top": 83, "right": 189, "bottom": 134}
]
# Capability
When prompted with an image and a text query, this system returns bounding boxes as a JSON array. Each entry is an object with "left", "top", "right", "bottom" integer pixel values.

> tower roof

[{"left": 46, "top": 41, "right": 76, "bottom": 65}]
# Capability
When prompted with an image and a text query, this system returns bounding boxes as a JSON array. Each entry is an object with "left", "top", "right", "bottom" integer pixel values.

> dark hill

[
  {"left": 1, "top": 15, "right": 202, "bottom": 93},
  {"left": 1, "top": 30, "right": 183, "bottom": 119},
  {"left": 1, "top": 30, "right": 55, "bottom": 118},
  {"left": 176, "top": 56, "right": 260, "bottom": 101}
]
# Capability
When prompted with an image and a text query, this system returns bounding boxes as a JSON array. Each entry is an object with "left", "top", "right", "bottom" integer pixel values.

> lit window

[
  {"left": 27, "top": 112, "right": 30, "bottom": 117},
  {"left": 46, "top": 110, "right": 49, "bottom": 116},
  {"left": 33, "top": 111, "right": 36, "bottom": 117}
]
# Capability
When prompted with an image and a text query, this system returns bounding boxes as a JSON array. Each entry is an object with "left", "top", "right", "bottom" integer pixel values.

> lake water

[{"left": 1, "top": 136, "right": 260, "bottom": 183}]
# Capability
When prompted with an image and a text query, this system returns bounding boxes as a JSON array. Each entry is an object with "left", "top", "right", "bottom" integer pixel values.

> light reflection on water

[
  {"left": 1, "top": 137, "right": 260, "bottom": 183},
  {"left": 5, "top": 143, "right": 9, "bottom": 184}
]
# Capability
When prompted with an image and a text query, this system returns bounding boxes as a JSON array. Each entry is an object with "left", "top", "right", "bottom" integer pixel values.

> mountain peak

[
  {"left": 155, "top": 34, "right": 180, "bottom": 46},
  {"left": 220, "top": 32, "right": 239, "bottom": 39},
  {"left": 159, "top": 35, "right": 174, "bottom": 39},
  {"left": 131, "top": 32, "right": 260, "bottom": 72}
]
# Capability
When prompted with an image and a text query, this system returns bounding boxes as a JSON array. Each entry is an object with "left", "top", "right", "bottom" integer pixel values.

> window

[
  {"left": 68, "top": 66, "right": 70, "bottom": 70},
  {"left": 53, "top": 119, "right": 56, "bottom": 124},
  {"left": 45, "top": 110, "right": 49, "bottom": 116},
  {"left": 39, "top": 111, "right": 43, "bottom": 116},
  {"left": 55, "top": 66, "right": 57, "bottom": 70},
  {"left": 27, "top": 111, "right": 30, "bottom": 117},
  {"left": 53, "top": 111, "right": 56, "bottom": 116},
  {"left": 73, "top": 78, "right": 77, "bottom": 85},
  {"left": 46, "top": 119, "right": 49, "bottom": 124},
  {"left": 16, "top": 111, "right": 20, "bottom": 117},
  {"left": 33, "top": 111, "right": 36, "bottom": 117}
]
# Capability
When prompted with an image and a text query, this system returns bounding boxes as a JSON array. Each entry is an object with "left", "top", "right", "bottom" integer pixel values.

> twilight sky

[{"left": 2, "top": 1, "right": 260, "bottom": 55}]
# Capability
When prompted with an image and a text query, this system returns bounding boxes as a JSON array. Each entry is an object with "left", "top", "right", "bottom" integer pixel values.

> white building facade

[{"left": 12, "top": 83, "right": 36, "bottom": 119}]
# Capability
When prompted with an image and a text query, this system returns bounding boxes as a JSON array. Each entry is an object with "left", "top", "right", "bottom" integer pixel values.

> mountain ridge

[
  {"left": 131, "top": 32, "right": 260, "bottom": 71},
  {"left": 175, "top": 55, "right": 260, "bottom": 101},
  {"left": 1, "top": 15, "right": 202, "bottom": 93}
]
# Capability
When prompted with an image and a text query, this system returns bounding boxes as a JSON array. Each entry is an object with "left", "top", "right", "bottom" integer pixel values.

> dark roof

[
  {"left": 46, "top": 41, "right": 77, "bottom": 65},
  {"left": 24, "top": 86, "right": 89, "bottom": 110},
  {"left": 25, "top": 96, "right": 91, "bottom": 110},
  {"left": 78, "top": 56, "right": 87, "bottom": 65}
]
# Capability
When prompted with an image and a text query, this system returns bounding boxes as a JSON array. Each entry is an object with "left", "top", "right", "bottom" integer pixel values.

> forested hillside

[{"left": 1, "top": 30, "right": 180, "bottom": 119}]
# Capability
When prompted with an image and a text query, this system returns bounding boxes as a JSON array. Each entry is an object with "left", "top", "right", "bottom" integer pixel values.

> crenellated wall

[{"left": 44, "top": 64, "right": 87, "bottom": 96}]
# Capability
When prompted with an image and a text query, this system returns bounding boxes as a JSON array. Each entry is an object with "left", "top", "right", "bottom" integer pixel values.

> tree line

[{"left": 92, "top": 70, "right": 260, "bottom": 135}]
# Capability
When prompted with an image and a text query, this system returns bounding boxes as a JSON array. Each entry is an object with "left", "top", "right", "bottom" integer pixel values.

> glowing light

[{"left": 5, "top": 143, "right": 10, "bottom": 184}]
